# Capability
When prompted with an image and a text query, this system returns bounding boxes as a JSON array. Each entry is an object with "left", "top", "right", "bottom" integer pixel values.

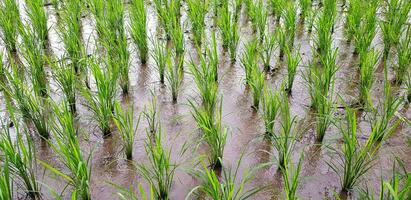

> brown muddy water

[{"left": 0, "top": 1, "right": 410, "bottom": 200}]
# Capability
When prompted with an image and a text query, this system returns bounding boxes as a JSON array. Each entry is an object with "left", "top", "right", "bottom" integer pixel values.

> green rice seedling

[
  {"left": 249, "top": 0, "right": 267, "bottom": 40},
  {"left": 234, "top": 0, "right": 242, "bottom": 21},
  {"left": 186, "top": 154, "right": 264, "bottom": 200},
  {"left": 87, "top": 0, "right": 105, "bottom": 38},
  {"left": 358, "top": 50, "right": 379, "bottom": 107},
  {"left": 136, "top": 124, "right": 177, "bottom": 200},
  {"left": 380, "top": 0, "right": 411, "bottom": 60},
  {"left": 270, "top": 0, "right": 285, "bottom": 22},
  {"left": 58, "top": 0, "right": 85, "bottom": 74},
  {"left": 285, "top": 47, "right": 301, "bottom": 95},
  {"left": 80, "top": 58, "right": 119, "bottom": 137},
  {"left": 282, "top": 1, "right": 297, "bottom": 48},
  {"left": 109, "top": 182, "right": 154, "bottom": 200},
  {"left": 25, "top": 0, "right": 48, "bottom": 47},
  {"left": 207, "top": 31, "right": 219, "bottom": 81},
  {"left": 345, "top": 0, "right": 362, "bottom": 42},
  {"left": 0, "top": 0, "right": 21, "bottom": 53},
  {"left": 0, "top": 117, "right": 40, "bottom": 199},
  {"left": 276, "top": 26, "right": 287, "bottom": 59},
  {"left": 379, "top": 161, "right": 411, "bottom": 200},
  {"left": 113, "top": 102, "right": 141, "bottom": 160},
  {"left": 240, "top": 38, "right": 258, "bottom": 85},
  {"left": 129, "top": 0, "right": 148, "bottom": 64},
  {"left": 189, "top": 100, "right": 227, "bottom": 169},
  {"left": 218, "top": 1, "right": 239, "bottom": 60},
  {"left": 313, "top": 0, "right": 336, "bottom": 58},
  {"left": 169, "top": 18, "right": 185, "bottom": 58},
  {"left": 299, "top": 0, "right": 311, "bottom": 22},
  {"left": 249, "top": 67, "right": 265, "bottom": 110},
  {"left": 153, "top": 0, "right": 172, "bottom": 38},
  {"left": 259, "top": 32, "right": 276, "bottom": 71},
  {"left": 352, "top": 0, "right": 378, "bottom": 55},
  {"left": 143, "top": 93, "right": 159, "bottom": 134},
  {"left": 41, "top": 102, "right": 91, "bottom": 200},
  {"left": 228, "top": 20, "right": 240, "bottom": 62},
  {"left": 328, "top": 107, "right": 380, "bottom": 192},
  {"left": 282, "top": 154, "right": 303, "bottom": 200},
  {"left": 394, "top": 27, "right": 411, "bottom": 85},
  {"left": 166, "top": 53, "right": 184, "bottom": 103},
  {"left": 0, "top": 158, "right": 13, "bottom": 200},
  {"left": 152, "top": 38, "right": 168, "bottom": 84},
  {"left": 261, "top": 87, "right": 280, "bottom": 136},
  {"left": 50, "top": 58, "right": 77, "bottom": 113},
  {"left": 316, "top": 94, "right": 334, "bottom": 142},
  {"left": 187, "top": 0, "right": 208, "bottom": 46},
  {"left": 272, "top": 90, "right": 298, "bottom": 170}
]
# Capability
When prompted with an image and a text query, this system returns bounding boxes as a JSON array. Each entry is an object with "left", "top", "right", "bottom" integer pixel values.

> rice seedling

[
  {"left": 0, "top": 158, "right": 13, "bottom": 200},
  {"left": 109, "top": 182, "right": 154, "bottom": 200},
  {"left": 189, "top": 99, "right": 227, "bottom": 169},
  {"left": 313, "top": 0, "right": 336, "bottom": 58},
  {"left": 241, "top": 38, "right": 258, "bottom": 85},
  {"left": 381, "top": 161, "right": 411, "bottom": 200},
  {"left": 352, "top": 0, "right": 378, "bottom": 55},
  {"left": 249, "top": 67, "right": 265, "bottom": 110},
  {"left": 0, "top": 115, "right": 40, "bottom": 199},
  {"left": 0, "top": 0, "right": 21, "bottom": 53},
  {"left": 285, "top": 47, "right": 301, "bottom": 95},
  {"left": 58, "top": 0, "right": 86, "bottom": 74},
  {"left": 272, "top": 90, "right": 298, "bottom": 170},
  {"left": 169, "top": 18, "right": 185, "bottom": 58},
  {"left": 143, "top": 92, "right": 159, "bottom": 134},
  {"left": 41, "top": 102, "right": 91, "bottom": 200},
  {"left": 187, "top": 0, "right": 208, "bottom": 46},
  {"left": 233, "top": 0, "right": 242, "bottom": 22},
  {"left": 25, "top": 0, "right": 48, "bottom": 47},
  {"left": 165, "top": 52, "right": 184, "bottom": 103},
  {"left": 207, "top": 30, "right": 219, "bottom": 81},
  {"left": 282, "top": 1, "right": 297, "bottom": 48},
  {"left": 276, "top": 26, "right": 287, "bottom": 59},
  {"left": 50, "top": 58, "right": 77, "bottom": 114},
  {"left": 394, "top": 27, "right": 411, "bottom": 85},
  {"left": 218, "top": 2, "right": 239, "bottom": 61},
  {"left": 316, "top": 94, "right": 334, "bottom": 142},
  {"left": 282, "top": 154, "right": 303, "bottom": 200},
  {"left": 249, "top": 0, "right": 267, "bottom": 40},
  {"left": 113, "top": 102, "right": 141, "bottom": 160},
  {"left": 80, "top": 57, "right": 119, "bottom": 137},
  {"left": 358, "top": 50, "right": 379, "bottom": 107},
  {"left": 152, "top": 38, "right": 168, "bottom": 84},
  {"left": 345, "top": 0, "right": 362, "bottom": 42},
  {"left": 129, "top": 0, "right": 148, "bottom": 64},
  {"left": 259, "top": 32, "right": 276, "bottom": 71},
  {"left": 328, "top": 106, "right": 380, "bottom": 192},
  {"left": 270, "top": 0, "right": 285, "bottom": 22},
  {"left": 186, "top": 154, "right": 264, "bottom": 200},
  {"left": 380, "top": 0, "right": 411, "bottom": 60},
  {"left": 299, "top": 0, "right": 312, "bottom": 22},
  {"left": 261, "top": 87, "right": 280, "bottom": 136},
  {"left": 136, "top": 124, "right": 177, "bottom": 200}
]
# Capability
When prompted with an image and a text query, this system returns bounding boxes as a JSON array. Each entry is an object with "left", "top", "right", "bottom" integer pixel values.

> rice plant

[
  {"left": 113, "top": 102, "right": 141, "bottom": 160},
  {"left": 169, "top": 18, "right": 185, "bottom": 58},
  {"left": 187, "top": 0, "right": 208, "bottom": 46},
  {"left": 249, "top": 0, "right": 267, "bottom": 40},
  {"left": 0, "top": 117, "right": 40, "bottom": 199},
  {"left": 261, "top": 87, "right": 280, "bottom": 136},
  {"left": 282, "top": 154, "right": 303, "bottom": 200},
  {"left": 113, "top": 32, "right": 131, "bottom": 94},
  {"left": 186, "top": 155, "right": 264, "bottom": 200},
  {"left": 249, "top": 67, "right": 265, "bottom": 110},
  {"left": 143, "top": 93, "right": 159, "bottom": 134},
  {"left": 166, "top": 52, "right": 184, "bottom": 103},
  {"left": 207, "top": 30, "right": 219, "bottom": 82},
  {"left": 41, "top": 102, "right": 91, "bottom": 200},
  {"left": 276, "top": 25, "right": 287, "bottom": 59},
  {"left": 152, "top": 38, "right": 168, "bottom": 84},
  {"left": 0, "top": 158, "right": 13, "bottom": 200},
  {"left": 285, "top": 47, "right": 301, "bottom": 95},
  {"left": 136, "top": 125, "right": 177, "bottom": 200},
  {"left": 282, "top": 1, "right": 297, "bottom": 48},
  {"left": 259, "top": 32, "right": 276, "bottom": 71},
  {"left": 129, "top": 0, "right": 148, "bottom": 64},
  {"left": 241, "top": 38, "right": 258, "bottom": 85},
  {"left": 270, "top": 0, "right": 285, "bottom": 22},
  {"left": 345, "top": 0, "right": 362, "bottom": 42},
  {"left": 313, "top": 0, "right": 336, "bottom": 58},
  {"left": 0, "top": 0, "right": 21, "bottom": 53},
  {"left": 359, "top": 50, "right": 379, "bottom": 107},
  {"left": 189, "top": 99, "right": 227, "bottom": 169},
  {"left": 394, "top": 27, "right": 411, "bottom": 85},
  {"left": 25, "top": 0, "right": 48, "bottom": 47},
  {"left": 352, "top": 0, "right": 378, "bottom": 55},
  {"left": 299, "top": 0, "right": 312, "bottom": 22},
  {"left": 380, "top": 0, "right": 411, "bottom": 60},
  {"left": 316, "top": 94, "right": 334, "bottom": 142},
  {"left": 50, "top": 58, "right": 77, "bottom": 113},
  {"left": 80, "top": 58, "right": 119, "bottom": 137},
  {"left": 109, "top": 182, "right": 154, "bottom": 200},
  {"left": 218, "top": 2, "right": 239, "bottom": 61}
]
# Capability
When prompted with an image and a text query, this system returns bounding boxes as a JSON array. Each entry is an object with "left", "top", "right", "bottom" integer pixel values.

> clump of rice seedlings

[
  {"left": 313, "top": 0, "right": 336, "bottom": 58},
  {"left": 272, "top": 90, "right": 298, "bottom": 170},
  {"left": 345, "top": 0, "right": 362, "bottom": 42},
  {"left": 378, "top": 161, "right": 411, "bottom": 199},
  {"left": 50, "top": 59, "right": 77, "bottom": 113},
  {"left": 380, "top": 0, "right": 411, "bottom": 60},
  {"left": 218, "top": 2, "right": 239, "bottom": 61},
  {"left": 282, "top": 154, "right": 303, "bottom": 200},
  {"left": 169, "top": 19, "right": 185, "bottom": 58},
  {"left": 261, "top": 87, "right": 280, "bottom": 136},
  {"left": 189, "top": 100, "right": 227, "bottom": 169},
  {"left": 328, "top": 107, "right": 379, "bottom": 192},
  {"left": 25, "top": 0, "right": 48, "bottom": 47},
  {"left": 166, "top": 53, "right": 184, "bottom": 103},
  {"left": 241, "top": 38, "right": 258, "bottom": 85},
  {"left": 113, "top": 33, "right": 131, "bottom": 94},
  {"left": 136, "top": 124, "right": 176, "bottom": 200},
  {"left": 259, "top": 32, "right": 276, "bottom": 71},
  {"left": 41, "top": 103, "right": 91, "bottom": 200},
  {"left": 186, "top": 154, "right": 264, "bottom": 199},
  {"left": 270, "top": 0, "right": 285, "bottom": 22},
  {"left": 249, "top": 0, "right": 267, "bottom": 40},
  {"left": 299, "top": 0, "right": 311, "bottom": 22},
  {"left": 285, "top": 47, "right": 301, "bottom": 95},
  {"left": 81, "top": 58, "right": 119, "bottom": 137},
  {"left": 316, "top": 94, "right": 334, "bottom": 142},
  {"left": 58, "top": 0, "right": 86, "bottom": 74},
  {"left": 129, "top": 0, "right": 148, "bottom": 64},
  {"left": 110, "top": 182, "right": 154, "bottom": 200},
  {"left": 143, "top": 93, "right": 159, "bottom": 134},
  {"left": 0, "top": 158, "right": 13, "bottom": 200},
  {"left": 187, "top": 0, "right": 208, "bottom": 46},
  {"left": 152, "top": 38, "right": 168, "bottom": 84},
  {"left": 87, "top": 0, "right": 105, "bottom": 38},
  {"left": 0, "top": 0, "right": 21, "bottom": 53},
  {"left": 249, "top": 67, "right": 265, "bottom": 110},
  {"left": 358, "top": 50, "right": 379, "bottom": 107},
  {"left": 276, "top": 26, "right": 287, "bottom": 59},
  {"left": 0, "top": 117, "right": 40, "bottom": 199},
  {"left": 282, "top": 1, "right": 297, "bottom": 48},
  {"left": 233, "top": 0, "right": 242, "bottom": 21},
  {"left": 394, "top": 27, "right": 411, "bottom": 85},
  {"left": 352, "top": 0, "right": 378, "bottom": 55},
  {"left": 207, "top": 31, "right": 219, "bottom": 81},
  {"left": 113, "top": 102, "right": 141, "bottom": 160}
]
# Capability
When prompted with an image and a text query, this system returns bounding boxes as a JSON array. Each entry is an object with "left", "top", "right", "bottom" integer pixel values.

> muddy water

[{"left": 0, "top": 1, "right": 410, "bottom": 200}]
